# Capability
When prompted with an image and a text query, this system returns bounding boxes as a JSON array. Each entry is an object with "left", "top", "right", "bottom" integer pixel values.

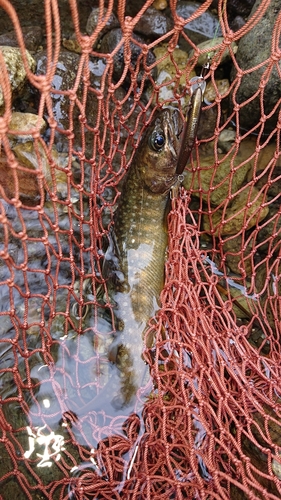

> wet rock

[
  {"left": 183, "top": 149, "right": 252, "bottom": 206},
  {"left": 241, "top": 404, "right": 281, "bottom": 496},
  {"left": 148, "top": 43, "right": 195, "bottom": 106},
  {"left": 134, "top": 7, "right": 173, "bottom": 39},
  {"left": 197, "top": 105, "right": 218, "bottom": 141},
  {"left": 205, "top": 0, "right": 255, "bottom": 19},
  {"left": 0, "top": 155, "right": 42, "bottom": 206},
  {"left": 230, "top": 15, "right": 246, "bottom": 32},
  {"left": 35, "top": 49, "right": 142, "bottom": 171},
  {"left": 251, "top": 163, "right": 281, "bottom": 201},
  {"left": 222, "top": 234, "right": 253, "bottom": 276},
  {"left": 226, "top": 0, "right": 256, "bottom": 19},
  {"left": 0, "top": 46, "right": 35, "bottom": 110},
  {"left": 175, "top": 1, "right": 222, "bottom": 50},
  {"left": 0, "top": 26, "right": 43, "bottom": 52},
  {"left": 187, "top": 135, "right": 280, "bottom": 204},
  {"left": 216, "top": 275, "right": 256, "bottom": 320},
  {"left": 12, "top": 141, "right": 69, "bottom": 198},
  {"left": 222, "top": 260, "right": 281, "bottom": 330},
  {"left": 125, "top": 1, "right": 153, "bottom": 18},
  {"left": 252, "top": 161, "right": 281, "bottom": 254},
  {"left": 35, "top": 49, "right": 106, "bottom": 154},
  {"left": 197, "top": 80, "right": 230, "bottom": 140},
  {"left": 7, "top": 112, "right": 46, "bottom": 145},
  {"left": 203, "top": 186, "right": 269, "bottom": 236},
  {"left": 230, "top": 0, "right": 281, "bottom": 133},
  {"left": 204, "top": 79, "right": 230, "bottom": 104},
  {"left": 86, "top": 7, "right": 119, "bottom": 46},
  {"left": 256, "top": 204, "right": 281, "bottom": 255},
  {"left": 189, "top": 37, "right": 238, "bottom": 67},
  {"left": 98, "top": 28, "right": 156, "bottom": 87}
]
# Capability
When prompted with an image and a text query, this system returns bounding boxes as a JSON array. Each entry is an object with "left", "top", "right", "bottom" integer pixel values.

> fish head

[{"left": 137, "top": 107, "right": 183, "bottom": 194}]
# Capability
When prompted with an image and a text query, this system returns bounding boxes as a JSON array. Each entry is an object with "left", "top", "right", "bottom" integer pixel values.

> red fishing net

[{"left": 0, "top": 0, "right": 281, "bottom": 498}]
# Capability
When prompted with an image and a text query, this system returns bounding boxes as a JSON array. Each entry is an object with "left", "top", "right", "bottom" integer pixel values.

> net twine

[{"left": 0, "top": 0, "right": 281, "bottom": 498}]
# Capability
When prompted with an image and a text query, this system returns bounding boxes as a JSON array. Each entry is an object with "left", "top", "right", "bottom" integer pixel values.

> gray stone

[
  {"left": 230, "top": 0, "right": 281, "bottom": 133},
  {"left": 175, "top": 1, "right": 222, "bottom": 49},
  {"left": 134, "top": 7, "right": 173, "bottom": 39},
  {"left": 0, "top": 26, "right": 43, "bottom": 52},
  {"left": 86, "top": 7, "right": 119, "bottom": 47},
  {"left": 98, "top": 28, "right": 156, "bottom": 87}
]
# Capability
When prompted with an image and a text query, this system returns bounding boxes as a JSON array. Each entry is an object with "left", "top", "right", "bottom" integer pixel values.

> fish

[{"left": 99, "top": 107, "right": 184, "bottom": 410}]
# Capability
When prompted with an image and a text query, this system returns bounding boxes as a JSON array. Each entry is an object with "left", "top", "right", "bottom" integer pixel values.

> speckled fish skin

[{"left": 103, "top": 107, "right": 183, "bottom": 409}]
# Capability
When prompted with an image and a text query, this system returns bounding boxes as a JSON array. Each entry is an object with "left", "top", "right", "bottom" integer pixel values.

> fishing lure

[{"left": 176, "top": 62, "right": 209, "bottom": 175}]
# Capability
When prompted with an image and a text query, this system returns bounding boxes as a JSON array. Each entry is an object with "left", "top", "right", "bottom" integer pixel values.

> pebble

[
  {"left": 0, "top": 46, "right": 35, "bottom": 109},
  {"left": 189, "top": 37, "right": 238, "bottom": 67},
  {"left": 12, "top": 141, "right": 69, "bottom": 198},
  {"left": 150, "top": 43, "right": 195, "bottom": 106},
  {"left": 0, "top": 154, "right": 41, "bottom": 206},
  {"left": 152, "top": 0, "right": 168, "bottom": 10},
  {"left": 8, "top": 111, "right": 46, "bottom": 144},
  {"left": 134, "top": 7, "right": 173, "bottom": 39},
  {"left": 204, "top": 79, "right": 230, "bottom": 104},
  {"left": 175, "top": 1, "right": 222, "bottom": 49},
  {"left": 86, "top": 7, "right": 119, "bottom": 47}
]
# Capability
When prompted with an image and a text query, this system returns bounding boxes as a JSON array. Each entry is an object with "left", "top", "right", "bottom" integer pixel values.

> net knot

[
  {"left": 223, "top": 37, "right": 233, "bottom": 47},
  {"left": 123, "top": 16, "right": 133, "bottom": 37},
  {"left": 10, "top": 197, "right": 22, "bottom": 208},
  {"left": 68, "top": 89, "right": 77, "bottom": 102},
  {"left": 173, "top": 17, "right": 187, "bottom": 34},
  {"left": 37, "top": 76, "right": 51, "bottom": 96},
  {"left": 270, "top": 51, "right": 281, "bottom": 63},
  {"left": 79, "top": 35, "right": 93, "bottom": 54}
]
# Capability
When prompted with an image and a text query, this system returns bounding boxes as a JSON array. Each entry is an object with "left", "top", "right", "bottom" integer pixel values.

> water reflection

[
  {"left": 0, "top": 197, "right": 154, "bottom": 496},
  {"left": 24, "top": 425, "right": 66, "bottom": 467},
  {"left": 0, "top": 194, "right": 216, "bottom": 499}
]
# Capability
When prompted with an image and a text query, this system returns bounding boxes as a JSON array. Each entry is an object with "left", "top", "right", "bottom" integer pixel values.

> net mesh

[{"left": 0, "top": 0, "right": 281, "bottom": 498}]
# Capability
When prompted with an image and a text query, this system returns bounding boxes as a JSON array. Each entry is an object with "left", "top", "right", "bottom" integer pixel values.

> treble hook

[{"left": 176, "top": 62, "right": 209, "bottom": 175}]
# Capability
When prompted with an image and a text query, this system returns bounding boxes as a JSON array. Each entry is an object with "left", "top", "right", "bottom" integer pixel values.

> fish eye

[{"left": 150, "top": 130, "right": 165, "bottom": 151}]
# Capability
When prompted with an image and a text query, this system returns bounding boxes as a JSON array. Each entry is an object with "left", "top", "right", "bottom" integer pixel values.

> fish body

[{"left": 101, "top": 107, "right": 183, "bottom": 410}]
